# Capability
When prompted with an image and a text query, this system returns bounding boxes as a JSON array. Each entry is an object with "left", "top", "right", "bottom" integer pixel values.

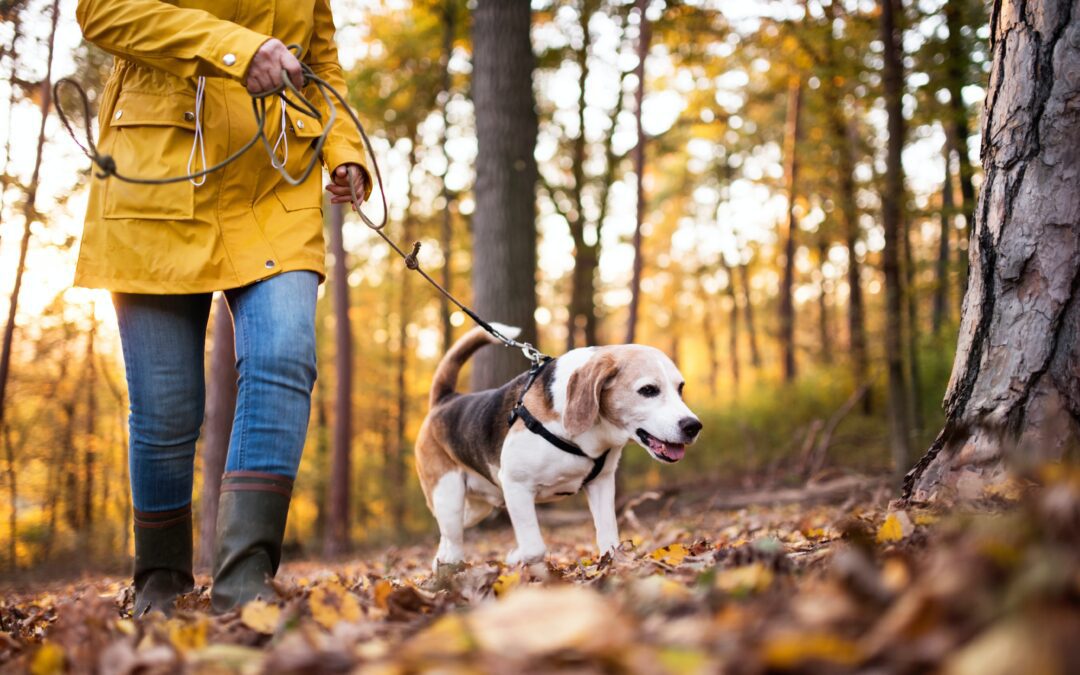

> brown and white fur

[{"left": 414, "top": 324, "right": 702, "bottom": 568}]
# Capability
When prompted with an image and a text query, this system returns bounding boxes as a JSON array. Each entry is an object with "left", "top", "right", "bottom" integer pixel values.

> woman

[{"left": 73, "top": 0, "right": 370, "bottom": 615}]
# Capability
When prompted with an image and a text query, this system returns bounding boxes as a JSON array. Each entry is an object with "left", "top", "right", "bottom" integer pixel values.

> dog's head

[{"left": 562, "top": 345, "right": 702, "bottom": 462}]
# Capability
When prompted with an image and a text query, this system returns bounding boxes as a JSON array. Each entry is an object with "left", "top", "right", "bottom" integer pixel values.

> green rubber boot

[
  {"left": 210, "top": 472, "right": 293, "bottom": 613},
  {"left": 132, "top": 505, "right": 195, "bottom": 618}
]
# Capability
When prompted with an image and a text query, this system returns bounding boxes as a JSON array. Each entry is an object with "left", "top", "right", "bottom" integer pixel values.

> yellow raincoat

[{"left": 73, "top": 0, "right": 372, "bottom": 293}]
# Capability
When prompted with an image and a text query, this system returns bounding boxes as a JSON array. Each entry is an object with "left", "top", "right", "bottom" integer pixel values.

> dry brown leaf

[{"left": 240, "top": 600, "right": 281, "bottom": 635}]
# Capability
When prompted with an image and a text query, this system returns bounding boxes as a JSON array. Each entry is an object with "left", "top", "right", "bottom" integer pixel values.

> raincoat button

[
  {"left": 265, "top": 260, "right": 276, "bottom": 269},
  {"left": 296, "top": 120, "right": 305, "bottom": 130},
  {"left": 223, "top": 53, "right": 237, "bottom": 66},
  {"left": 184, "top": 111, "right": 195, "bottom": 122},
  {"left": 114, "top": 110, "right": 123, "bottom": 120}
]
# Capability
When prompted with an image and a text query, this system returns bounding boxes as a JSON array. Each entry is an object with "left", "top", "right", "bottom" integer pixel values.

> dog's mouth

[{"left": 636, "top": 429, "right": 686, "bottom": 463}]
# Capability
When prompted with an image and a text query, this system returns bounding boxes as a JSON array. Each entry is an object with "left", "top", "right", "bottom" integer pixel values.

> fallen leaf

[
  {"left": 650, "top": 543, "right": 690, "bottom": 566},
  {"left": 310, "top": 582, "right": 363, "bottom": 629},
  {"left": 714, "top": 563, "right": 774, "bottom": 595},
  {"left": 492, "top": 571, "right": 521, "bottom": 597},
  {"left": 241, "top": 600, "right": 281, "bottom": 634},
  {"left": 761, "top": 631, "right": 862, "bottom": 668},
  {"left": 166, "top": 615, "right": 208, "bottom": 652},
  {"left": 876, "top": 511, "right": 913, "bottom": 544},
  {"left": 373, "top": 579, "right": 394, "bottom": 611},
  {"left": 30, "top": 642, "right": 66, "bottom": 675}
]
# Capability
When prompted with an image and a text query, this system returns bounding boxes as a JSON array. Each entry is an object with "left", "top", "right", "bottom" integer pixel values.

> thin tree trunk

[
  {"left": 439, "top": 0, "right": 456, "bottom": 354},
  {"left": 0, "top": 10, "right": 24, "bottom": 250},
  {"left": 3, "top": 425, "right": 15, "bottom": 570},
  {"left": 324, "top": 202, "right": 352, "bottom": 556},
  {"left": 722, "top": 261, "right": 740, "bottom": 388},
  {"left": 906, "top": 0, "right": 1080, "bottom": 501},
  {"left": 197, "top": 296, "right": 236, "bottom": 570},
  {"left": 945, "top": 0, "right": 977, "bottom": 295},
  {"left": 0, "top": 0, "right": 59, "bottom": 448},
  {"left": 82, "top": 323, "right": 97, "bottom": 532},
  {"left": 739, "top": 263, "right": 762, "bottom": 370},
  {"left": 881, "top": 0, "right": 913, "bottom": 481},
  {"left": 824, "top": 2, "right": 869, "bottom": 402},
  {"left": 903, "top": 203, "right": 924, "bottom": 435},
  {"left": 932, "top": 136, "right": 955, "bottom": 333},
  {"left": 700, "top": 284, "right": 720, "bottom": 398},
  {"left": 625, "top": 0, "right": 651, "bottom": 344},
  {"left": 817, "top": 238, "right": 832, "bottom": 365},
  {"left": 470, "top": 0, "right": 539, "bottom": 389},
  {"left": 779, "top": 76, "right": 803, "bottom": 382}
]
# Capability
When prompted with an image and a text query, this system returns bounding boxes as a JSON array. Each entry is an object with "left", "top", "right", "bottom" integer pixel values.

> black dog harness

[{"left": 507, "top": 357, "right": 610, "bottom": 491}]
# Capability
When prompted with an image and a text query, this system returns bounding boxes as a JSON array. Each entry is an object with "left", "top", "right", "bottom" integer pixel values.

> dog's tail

[{"left": 429, "top": 323, "right": 522, "bottom": 408}]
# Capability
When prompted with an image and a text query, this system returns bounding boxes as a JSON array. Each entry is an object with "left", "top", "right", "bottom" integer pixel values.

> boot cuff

[
  {"left": 220, "top": 471, "right": 294, "bottom": 498},
  {"left": 134, "top": 504, "right": 192, "bottom": 529}
]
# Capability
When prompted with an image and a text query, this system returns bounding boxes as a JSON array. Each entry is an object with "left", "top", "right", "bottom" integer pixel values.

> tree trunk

[
  {"left": 324, "top": 202, "right": 353, "bottom": 556},
  {"left": 906, "top": 0, "right": 1080, "bottom": 501},
  {"left": 0, "top": 0, "right": 59, "bottom": 445},
  {"left": 197, "top": 296, "right": 236, "bottom": 570},
  {"left": 625, "top": 0, "right": 651, "bottom": 345},
  {"left": 439, "top": 0, "right": 456, "bottom": 354},
  {"left": 945, "top": 0, "right": 978, "bottom": 294},
  {"left": 82, "top": 323, "right": 97, "bottom": 531},
  {"left": 932, "top": 135, "right": 955, "bottom": 333},
  {"left": 739, "top": 263, "right": 762, "bottom": 370},
  {"left": 3, "top": 425, "right": 15, "bottom": 571},
  {"left": 881, "top": 0, "right": 913, "bottom": 480},
  {"left": 903, "top": 191, "right": 924, "bottom": 435},
  {"left": 700, "top": 284, "right": 721, "bottom": 398},
  {"left": 0, "top": 10, "right": 24, "bottom": 251},
  {"left": 722, "top": 261, "right": 740, "bottom": 388},
  {"left": 817, "top": 238, "right": 832, "bottom": 365},
  {"left": 779, "top": 76, "right": 803, "bottom": 382},
  {"left": 470, "top": 0, "right": 539, "bottom": 389},
  {"left": 824, "top": 0, "right": 869, "bottom": 402}
]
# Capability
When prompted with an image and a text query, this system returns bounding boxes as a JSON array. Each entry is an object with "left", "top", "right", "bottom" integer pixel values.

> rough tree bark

[
  {"left": 906, "top": 0, "right": 1080, "bottom": 500},
  {"left": 324, "top": 202, "right": 353, "bottom": 556},
  {"left": 779, "top": 76, "right": 803, "bottom": 382},
  {"left": 881, "top": 0, "right": 913, "bottom": 479},
  {"left": 470, "top": 0, "right": 539, "bottom": 389},
  {"left": 197, "top": 296, "right": 236, "bottom": 570},
  {"left": 625, "top": 0, "right": 651, "bottom": 345}
]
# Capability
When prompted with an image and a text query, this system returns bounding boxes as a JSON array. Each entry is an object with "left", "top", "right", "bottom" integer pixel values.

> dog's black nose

[{"left": 679, "top": 417, "right": 702, "bottom": 439}]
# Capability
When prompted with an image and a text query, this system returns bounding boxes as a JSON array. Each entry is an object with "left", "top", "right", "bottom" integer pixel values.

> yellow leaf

[
  {"left": 241, "top": 600, "right": 281, "bottom": 634},
  {"left": 649, "top": 543, "right": 690, "bottom": 566},
  {"left": 310, "top": 581, "right": 363, "bottom": 629},
  {"left": 492, "top": 571, "right": 521, "bottom": 597},
  {"left": 761, "top": 631, "right": 862, "bottom": 668},
  {"left": 403, "top": 613, "right": 474, "bottom": 659},
  {"left": 714, "top": 563, "right": 774, "bottom": 595},
  {"left": 876, "top": 513, "right": 908, "bottom": 543},
  {"left": 914, "top": 513, "right": 939, "bottom": 526},
  {"left": 167, "top": 616, "right": 208, "bottom": 652},
  {"left": 30, "top": 642, "right": 65, "bottom": 675},
  {"left": 114, "top": 619, "right": 136, "bottom": 636},
  {"left": 803, "top": 527, "right": 829, "bottom": 539},
  {"left": 373, "top": 579, "right": 394, "bottom": 610}
]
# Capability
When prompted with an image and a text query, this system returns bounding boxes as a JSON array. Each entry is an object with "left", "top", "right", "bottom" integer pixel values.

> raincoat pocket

[
  {"left": 103, "top": 90, "right": 198, "bottom": 221},
  {"left": 271, "top": 101, "right": 324, "bottom": 212}
]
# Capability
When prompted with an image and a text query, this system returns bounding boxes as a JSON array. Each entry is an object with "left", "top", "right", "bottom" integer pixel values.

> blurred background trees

[{"left": 0, "top": 0, "right": 996, "bottom": 575}]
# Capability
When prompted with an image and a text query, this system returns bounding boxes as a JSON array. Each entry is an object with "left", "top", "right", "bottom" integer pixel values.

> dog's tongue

[{"left": 648, "top": 436, "right": 685, "bottom": 461}]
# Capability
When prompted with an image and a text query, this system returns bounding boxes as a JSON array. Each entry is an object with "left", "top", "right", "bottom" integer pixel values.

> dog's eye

[
  {"left": 638, "top": 384, "right": 661, "bottom": 398},
  {"left": 678, "top": 382, "right": 685, "bottom": 397}
]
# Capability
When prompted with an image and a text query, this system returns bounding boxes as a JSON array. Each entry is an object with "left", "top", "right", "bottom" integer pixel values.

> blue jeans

[{"left": 113, "top": 271, "right": 319, "bottom": 513}]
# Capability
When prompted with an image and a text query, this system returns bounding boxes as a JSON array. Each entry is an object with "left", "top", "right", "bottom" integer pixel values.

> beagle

[{"left": 414, "top": 324, "right": 703, "bottom": 568}]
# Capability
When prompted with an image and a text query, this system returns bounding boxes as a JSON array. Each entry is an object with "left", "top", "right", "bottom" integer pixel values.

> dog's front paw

[{"left": 506, "top": 546, "right": 546, "bottom": 566}]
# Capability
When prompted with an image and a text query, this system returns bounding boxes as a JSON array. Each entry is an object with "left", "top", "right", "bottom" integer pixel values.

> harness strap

[{"left": 506, "top": 357, "right": 610, "bottom": 490}]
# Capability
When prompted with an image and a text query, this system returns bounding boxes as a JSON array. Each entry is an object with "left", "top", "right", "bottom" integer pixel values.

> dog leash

[{"left": 54, "top": 43, "right": 547, "bottom": 366}]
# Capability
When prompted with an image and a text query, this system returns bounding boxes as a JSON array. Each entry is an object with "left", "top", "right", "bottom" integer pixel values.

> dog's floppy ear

[{"left": 563, "top": 353, "right": 619, "bottom": 436}]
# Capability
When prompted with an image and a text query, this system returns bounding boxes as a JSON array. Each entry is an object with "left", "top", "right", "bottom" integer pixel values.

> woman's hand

[
  {"left": 245, "top": 39, "right": 303, "bottom": 95},
  {"left": 327, "top": 164, "right": 369, "bottom": 206}
]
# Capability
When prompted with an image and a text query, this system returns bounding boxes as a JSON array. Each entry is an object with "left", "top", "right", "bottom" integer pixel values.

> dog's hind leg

[
  {"left": 431, "top": 471, "right": 467, "bottom": 568},
  {"left": 463, "top": 498, "right": 494, "bottom": 528}
]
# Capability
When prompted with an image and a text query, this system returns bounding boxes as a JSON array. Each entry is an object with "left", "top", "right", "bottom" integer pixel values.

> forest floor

[{"left": 1, "top": 469, "right": 1078, "bottom": 674}]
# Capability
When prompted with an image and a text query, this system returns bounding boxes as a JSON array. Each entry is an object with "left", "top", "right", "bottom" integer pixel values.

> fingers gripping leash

[{"left": 55, "top": 44, "right": 547, "bottom": 364}]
